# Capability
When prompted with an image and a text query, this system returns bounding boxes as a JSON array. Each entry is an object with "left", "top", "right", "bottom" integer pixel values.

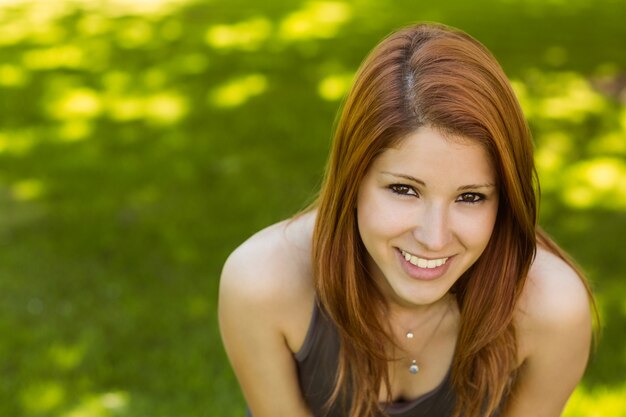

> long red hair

[{"left": 312, "top": 23, "right": 592, "bottom": 417}]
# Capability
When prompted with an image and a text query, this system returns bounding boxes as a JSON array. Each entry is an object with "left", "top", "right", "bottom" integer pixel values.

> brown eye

[
  {"left": 457, "top": 193, "right": 484, "bottom": 204},
  {"left": 389, "top": 184, "right": 417, "bottom": 196}
]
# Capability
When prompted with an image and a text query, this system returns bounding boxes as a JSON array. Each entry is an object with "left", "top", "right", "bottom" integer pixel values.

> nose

[{"left": 412, "top": 202, "right": 449, "bottom": 252}]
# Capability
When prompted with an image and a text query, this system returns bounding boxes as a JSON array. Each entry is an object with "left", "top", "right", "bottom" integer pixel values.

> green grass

[{"left": 0, "top": 0, "right": 624, "bottom": 416}]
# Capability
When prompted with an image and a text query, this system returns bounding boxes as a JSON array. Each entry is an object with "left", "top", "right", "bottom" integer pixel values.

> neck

[{"left": 386, "top": 293, "right": 455, "bottom": 327}]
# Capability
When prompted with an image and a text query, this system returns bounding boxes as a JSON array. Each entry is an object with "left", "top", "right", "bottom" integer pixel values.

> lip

[{"left": 395, "top": 248, "right": 453, "bottom": 281}]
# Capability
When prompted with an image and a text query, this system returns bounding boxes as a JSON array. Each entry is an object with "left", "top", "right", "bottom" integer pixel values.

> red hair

[{"left": 312, "top": 23, "right": 592, "bottom": 417}]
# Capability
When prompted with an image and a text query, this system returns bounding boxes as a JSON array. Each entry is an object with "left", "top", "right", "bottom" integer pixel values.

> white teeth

[{"left": 401, "top": 250, "right": 448, "bottom": 269}]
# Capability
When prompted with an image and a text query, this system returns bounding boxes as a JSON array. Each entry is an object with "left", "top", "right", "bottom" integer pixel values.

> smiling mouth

[{"left": 400, "top": 249, "right": 449, "bottom": 269}]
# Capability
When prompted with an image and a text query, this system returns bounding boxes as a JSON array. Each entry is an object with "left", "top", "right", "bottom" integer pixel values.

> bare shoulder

[
  {"left": 218, "top": 213, "right": 317, "bottom": 416},
  {"left": 515, "top": 244, "right": 593, "bottom": 362},
  {"left": 219, "top": 210, "right": 316, "bottom": 350},
  {"left": 502, "top": 245, "right": 594, "bottom": 415},
  {"left": 220, "top": 210, "right": 315, "bottom": 303},
  {"left": 506, "top": 244, "right": 594, "bottom": 415}
]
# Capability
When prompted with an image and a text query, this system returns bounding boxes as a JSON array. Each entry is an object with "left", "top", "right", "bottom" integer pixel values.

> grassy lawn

[{"left": 0, "top": 0, "right": 624, "bottom": 416}]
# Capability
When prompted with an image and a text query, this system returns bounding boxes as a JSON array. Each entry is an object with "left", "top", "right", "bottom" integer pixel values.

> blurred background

[{"left": 0, "top": 0, "right": 624, "bottom": 416}]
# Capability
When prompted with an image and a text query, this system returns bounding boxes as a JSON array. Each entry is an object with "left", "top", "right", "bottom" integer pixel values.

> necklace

[{"left": 404, "top": 302, "right": 451, "bottom": 375}]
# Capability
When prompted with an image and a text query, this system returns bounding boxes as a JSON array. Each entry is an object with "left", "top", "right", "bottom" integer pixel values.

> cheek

[
  {"left": 357, "top": 188, "right": 401, "bottom": 246},
  {"left": 453, "top": 203, "right": 498, "bottom": 251},
  {"left": 356, "top": 193, "right": 382, "bottom": 243}
]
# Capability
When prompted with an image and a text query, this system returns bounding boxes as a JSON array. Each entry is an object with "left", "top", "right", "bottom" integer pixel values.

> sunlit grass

[
  {"left": 107, "top": 96, "right": 146, "bottom": 122},
  {"left": 115, "top": 19, "right": 154, "bottom": 49},
  {"left": 318, "top": 72, "right": 354, "bottom": 101},
  {"left": 279, "top": 1, "right": 352, "bottom": 41},
  {"left": 20, "top": 381, "right": 66, "bottom": 414},
  {"left": 0, "top": 0, "right": 194, "bottom": 17},
  {"left": 46, "top": 88, "right": 103, "bottom": 120},
  {"left": 23, "top": 45, "right": 85, "bottom": 70},
  {"left": 0, "top": 64, "right": 29, "bottom": 87},
  {"left": 204, "top": 1, "right": 354, "bottom": 51},
  {"left": 561, "top": 158, "right": 626, "bottom": 210},
  {"left": 11, "top": 179, "right": 44, "bottom": 201},
  {"left": 48, "top": 342, "right": 86, "bottom": 371},
  {"left": 205, "top": 17, "right": 273, "bottom": 51},
  {"left": 589, "top": 131, "right": 626, "bottom": 155},
  {"left": 62, "top": 392, "right": 129, "bottom": 417},
  {"left": 176, "top": 53, "right": 209, "bottom": 74},
  {"left": 516, "top": 69, "right": 626, "bottom": 212},
  {"left": 0, "top": 131, "right": 35, "bottom": 155},
  {"left": 76, "top": 13, "right": 112, "bottom": 37},
  {"left": 517, "top": 71, "right": 607, "bottom": 121},
  {"left": 534, "top": 132, "right": 571, "bottom": 185},
  {"left": 564, "top": 384, "right": 626, "bottom": 417},
  {"left": 56, "top": 120, "right": 93, "bottom": 142},
  {"left": 209, "top": 74, "right": 268, "bottom": 108},
  {"left": 42, "top": 81, "right": 188, "bottom": 125},
  {"left": 0, "top": 2, "right": 69, "bottom": 44},
  {"left": 97, "top": 0, "right": 193, "bottom": 16},
  {"left": 143, "top": 91, "right": 189, "bottom": 124}
]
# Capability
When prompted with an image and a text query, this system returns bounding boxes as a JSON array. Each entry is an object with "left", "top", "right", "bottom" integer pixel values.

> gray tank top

[{"left": 246, "top": 302, "right": 459, "bottom": 416}]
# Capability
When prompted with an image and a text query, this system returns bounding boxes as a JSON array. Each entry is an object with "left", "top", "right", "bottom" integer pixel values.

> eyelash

[
  {"left": 388, "top": 184, "right": 486, "bottom": 204},
  {"left": 388, "top": 184, "right": 417, "bottom": 196},
  {"left": 456, "top": 193, "right": 486, "bottom": 204}
]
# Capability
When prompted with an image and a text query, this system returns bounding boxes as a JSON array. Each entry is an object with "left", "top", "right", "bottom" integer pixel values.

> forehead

[{"left": 373, "top": 126, "right": 496, "bottom": 183}]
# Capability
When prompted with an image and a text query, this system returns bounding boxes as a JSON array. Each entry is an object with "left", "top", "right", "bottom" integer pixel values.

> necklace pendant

[
  {"left": 406, "top": 331, "right": 414, "bottom": 339},
  {"left": 409, "top": 360, "right": 419, "bottom": 374}
]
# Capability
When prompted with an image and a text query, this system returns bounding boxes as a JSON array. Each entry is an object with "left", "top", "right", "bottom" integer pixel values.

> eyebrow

[{"left": 381, "top": 171, "right": 496, "bottom": 191}]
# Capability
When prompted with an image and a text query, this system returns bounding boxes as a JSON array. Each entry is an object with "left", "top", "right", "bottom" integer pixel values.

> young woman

[{"left": 219, "top": 23, "right": 595, "bottom": 417}]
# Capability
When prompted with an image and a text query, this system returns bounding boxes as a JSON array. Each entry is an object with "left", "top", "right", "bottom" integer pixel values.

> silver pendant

[{"left": 409, "top": 360, "right": 419, "bottom": 374}]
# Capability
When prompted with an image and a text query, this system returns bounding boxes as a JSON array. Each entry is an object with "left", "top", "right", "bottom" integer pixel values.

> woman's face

[{"left": 356, "top": 125, "right": 499, "bottom": 309}]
